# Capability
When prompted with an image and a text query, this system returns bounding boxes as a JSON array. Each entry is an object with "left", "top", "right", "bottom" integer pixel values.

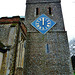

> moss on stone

[
  {"left": 42, "top": 35, "right": 44, "bottom": 41},
  {"left": 11, "top": 23, "right": 17, "bottom": 27}
]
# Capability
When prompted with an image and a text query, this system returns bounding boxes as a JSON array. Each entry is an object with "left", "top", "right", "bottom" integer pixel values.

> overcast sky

[{"left": 0, "top": 0, "right": 75, "bottom": 42}]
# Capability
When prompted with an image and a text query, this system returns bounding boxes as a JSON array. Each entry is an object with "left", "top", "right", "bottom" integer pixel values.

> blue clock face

[
  {"left": 31, "top": 14, "right": 56, "bottom": 34},
  {"left": 35, "top": 17, "right": 51, "bottom": 30}
]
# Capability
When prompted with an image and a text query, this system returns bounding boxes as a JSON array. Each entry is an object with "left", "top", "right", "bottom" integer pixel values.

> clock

[
  {"left": 31, "top": 14, "right": 56, "bottom": 34},
  {"left": 35, "top": 17, "right": 51, "bottom": 30}
]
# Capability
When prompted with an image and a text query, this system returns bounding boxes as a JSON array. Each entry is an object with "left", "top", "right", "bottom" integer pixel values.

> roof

[
  {"left": 0, "top": 16, "right": 27, "bottom": 36},
  {"left": 20, "top": 22, "right": 27, "bottom": 36},
  {"left": 0, "top": 16, "right": 25, "bottom": 24}
]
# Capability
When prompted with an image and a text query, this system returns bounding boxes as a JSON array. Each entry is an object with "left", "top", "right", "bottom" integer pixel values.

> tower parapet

[{"left": 26, "top": 0, "right": 61, "bottom": 3}]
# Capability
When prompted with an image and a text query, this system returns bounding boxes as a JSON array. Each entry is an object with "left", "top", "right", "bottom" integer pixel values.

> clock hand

[{"left": 42, "top": 17, "right": 44, "bottom": 25}]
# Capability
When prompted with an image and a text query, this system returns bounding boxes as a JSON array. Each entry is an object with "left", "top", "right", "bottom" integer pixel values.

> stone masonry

[
  {"left": 0, "top": 16, "right": 27, "bottom": 75},
  {"left": 24, "top": 0, "right": 73, "bottom": 75}
]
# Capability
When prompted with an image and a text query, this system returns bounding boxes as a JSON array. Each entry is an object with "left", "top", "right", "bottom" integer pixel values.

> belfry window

[
  {"left": 36, "top": 8, "right": 39, "bottom": 15},
  {"left": 48, "top": 7, "right": 51, "bottom": 15},
  {"left": 34, "top": 8, "right": 39, "bottom": 17}
]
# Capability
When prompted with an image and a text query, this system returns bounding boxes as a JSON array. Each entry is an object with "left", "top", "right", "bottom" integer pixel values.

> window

[
  {"left": 48, "top": 7, "right": 51, "bottom": 15},
  {"left": 16, "top": 40, "right": 26, "bottom": 68},
  {"left": 36, "top": 8, "right": 39, "bottom": 15},
  {"left": 46, "top": 44, "right": 50, "bottom": 53},
  {"left": 0, "top": 52, "right": 3, "bottom": 69},
  {"left": 24, "top": 41, "right": 26, "bottom": 48},
  {"left": 71, "top": 56, "right": 75, "bottom": 70},
  {"left": 34, "top": 8, "right": 39, "bottom": 17}
]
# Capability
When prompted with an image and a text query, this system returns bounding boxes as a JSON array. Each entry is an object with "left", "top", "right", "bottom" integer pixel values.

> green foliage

[{"left": 74, "top": 73, "right": 75, "bottom": 75}]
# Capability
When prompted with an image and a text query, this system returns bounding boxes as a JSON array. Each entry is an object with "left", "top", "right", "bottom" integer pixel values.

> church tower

[{"left": 25, "top": 0, "right": 73, "bottom": 74}]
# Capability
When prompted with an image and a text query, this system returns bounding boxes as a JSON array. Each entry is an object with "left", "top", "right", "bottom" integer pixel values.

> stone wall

[
  {"left": 25, "top": 31, "right": 73, "bottom": 75},
  {"left": 25, "top": 3, "right": 64, "bottom": 32},
  {"left": 15, "top": 25, "right": 26, "bottom": 75},
  {"left": 0, "top": 16, "right": 27, "bottom": 75},
  {"left": 0, "top": 24, "right": 10, "bottom": 45},
  {"left": 0, "top": 24, "right": 18, "bottom": 75},
  {"left": 25, "top": 0, "right": 73, "bottom": 74}
]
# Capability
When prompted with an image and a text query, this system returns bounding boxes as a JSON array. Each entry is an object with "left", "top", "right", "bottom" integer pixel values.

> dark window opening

[
  {"left": 46, "top": 44, "right": 50, "bottom": 53},
  {"left": 36, "top": 8, "right": 39, "bottom": 15},
  {"left": 71, "top": 56, "right": 75, "bottom": 70},
  {"left": 49, "top": 7, "right": 51, "bottom": 15}
]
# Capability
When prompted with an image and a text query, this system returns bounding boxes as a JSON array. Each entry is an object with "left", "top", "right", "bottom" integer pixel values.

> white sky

[{"left": 0, "top": 0, "right": 75, "bottom": 42}]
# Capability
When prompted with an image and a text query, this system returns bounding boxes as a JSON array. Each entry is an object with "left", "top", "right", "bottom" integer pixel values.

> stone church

[
  {"left": 0, "top": 16, "right": 27, "bottom": 75},
  {"left": 0, "top": 0, "right": 74, "bottom": 75}
]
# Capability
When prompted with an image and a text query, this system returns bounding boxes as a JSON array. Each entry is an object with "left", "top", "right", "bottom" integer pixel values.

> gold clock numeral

[
  {"left": 37, "top": 25, "right": 40, "bottom": 27},
  {"left": 42, "top": 17, "right": 44, "bottom": 25},
  {"left": 39, "top": 26, "right": 41, "bottom": 29},
  {"left": 39, "top": 18, "right": 41, "bottom": 21},
  {"left": 42, "top": 27, "right": 44, "bottom": 30},
  {"left": 47, "top": 25, "right": 50, "bottom": 27},
  {"left": 47, "top": 23, "right": 51, "bottom": 24},
  {"left": 47, "top": 20, "right": 50, "bottom": 22},
  {"left": 45, "top": 27, "right": 48, "bottom": 29},
  {"left": 37, "top": 20, "right": 40, "bottom": 22}
]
